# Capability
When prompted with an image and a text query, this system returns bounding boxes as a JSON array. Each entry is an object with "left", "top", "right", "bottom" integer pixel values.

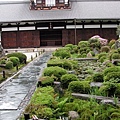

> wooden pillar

[
  {"left": 0, "top": 29, "right": 1, "bottom": 43},
  {"left": 74, "top": 18, "right": 77, "bottom": 45},
  {"left": 100, "top": 21, "right": 103, "bottom": 37},
  {"left": 16, "top": 23, "right": 20, "bottom": 48},
  {"left": 82, "top": 21, "right": 85, "bottom": 40}
]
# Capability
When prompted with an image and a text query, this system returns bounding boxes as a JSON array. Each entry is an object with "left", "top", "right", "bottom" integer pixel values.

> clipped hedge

[
  {"left": 9, "top": 56, "right": 20, "bottom": 66},
  {"left": 101, "top": 46, "right": 110, "bottom": 53},
  {"left": 37, "top": 76, "right": 54, "bottom": 87},
  {"left": 104, "top": 72, "right": 120, "bottom": 81},
  {"left": 7, "top": 52, "right": 27, "bottom": 64},
  {"left": 92, "top": 72, "right": 104, "bottom": 82},
  {"left": 111, "top": 53, "right": 120, "bottom": 59},
  {"left": 47, "top": 59, "right": 73, "bottom": 70},
  {"left": 60, "top": 74, "right": 79, "bottom": 88},
  {"left": 52, "top": 48, "right": 71, "bottom": 59},
  {"left": 68, "top": 81, "right": 90, "bottom": 94},
  {"left": 98, "top": 52, "right": 108, "bottom": 59},
  {"left": 43, "top": 66, "right": 67, "bottom": 81},
  {"left": 103, "top": 66, "right": 120, "bottom": 77},
  {"left": 99, "top": 82, "right": 119, "bottom": 97},
  {"left": 5, "top": 61, "right": 13, "bottom": 69}
]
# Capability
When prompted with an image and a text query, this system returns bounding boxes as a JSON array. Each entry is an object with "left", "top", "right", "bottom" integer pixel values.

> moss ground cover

[{"left": 21, "top": 37, "right": 120, "bottom": 119}]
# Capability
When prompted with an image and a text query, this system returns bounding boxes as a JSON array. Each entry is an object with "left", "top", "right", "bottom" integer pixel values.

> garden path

[{"left": 0, "top": 51, "right": 52, "bottom": 120}]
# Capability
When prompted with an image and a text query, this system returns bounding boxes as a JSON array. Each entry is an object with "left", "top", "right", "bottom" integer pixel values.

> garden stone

[
  {"left": 95, "top": 67, "right": 103, "bottom": 72},
  {"left": 68, "top": 111, "right": 79, "bottom": 120},
  {"left": 93, "top": 48, "right": 99, "bottom": 55},
  {"left": 54, "top": 82, "right": 64, "bottom": 96},
  {"left": 67, "top": 70, "right": 76, "bottom": 74},
  {"left": 115, "top": 40, "right": 120, "bottom": 49},
  {"left": 90, "top": 82, "right": 103, "bottom": 87},
  {"left": 100, "top": 99, "right": 116, "bottom": 106},
  {"left": 87, "top": 52, "right": 92, "bottom": 57}
]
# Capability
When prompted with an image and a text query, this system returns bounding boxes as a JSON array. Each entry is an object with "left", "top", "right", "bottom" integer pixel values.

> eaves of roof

[{"left": 0, "top": 1, "right": 120, "bottom": 23}]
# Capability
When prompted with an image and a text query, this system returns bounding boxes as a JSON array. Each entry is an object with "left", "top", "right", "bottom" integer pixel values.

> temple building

[{"left": 0, "top": 0, "right": 120, "bottom": 48}]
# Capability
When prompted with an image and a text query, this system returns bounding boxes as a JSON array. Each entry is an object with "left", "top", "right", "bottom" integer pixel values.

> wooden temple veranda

[{"left": 0, "top": 0, "right": 120, "bottom": 48}]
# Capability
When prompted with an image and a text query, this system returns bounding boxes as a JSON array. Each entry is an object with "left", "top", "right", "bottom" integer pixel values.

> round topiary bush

[
  {"left": 89, "top": 51, "right": 95, "bottom": 56},
  {"left": 68, "top": 81, "right": 90, "bottom": 94},
  {"left": 5, "top": 61, "right": 13, "bottom": 69},
  {"left": 43, "top": 66, "right": 67, "bottom": 81},
  {"left": 104, "top": 72, "right": 120, "bottom": 81},
  {"left": 9, "top": 56, "right": 20, "bottom": 66},
  {"left": 103, "top": 66, "right": 120, "bottom": 77},
  {"left": 60, "top": 74, "right": 78, "bottom": 88},
  {"left": 111, "top": 53, "right": 120, "bottom": 59},
  {"left": 52, "top": 48, "right": 71, "bottom": 59},
  {"left": 62, "top": 60, "right": 72, "bottom": 70},
  {"left": 37, "top": 76, "right": 54, "bottom": 87},
  {"left": 98, "top": 52, "right": 108, "bottom": 59},
  {"left": 78, "top": 41, "right": 90, "bottom": 48},
  {"left": 115, "top": 83, "right": 120, "bottom": 97},
  {"left": 0, "top": 59, "right": 6, "bottom": 64},
  {"left": 99, "top": 56, "right": 107, "bottom": 63},
  {"left": 101, "top": 46, "right": 110, "bottom": 53},
  {"left": 92, "top": 72, "right": 104, "bottom": 82},
  {"left": 108, "top": 39, "right": 116, "bottom": 48},
  {"left": 117, "top": 48, "right": 120, "bottom": 54},
  {"left": 7, "top": 52, "right": 27, "bottom": 64},
  {"left": 99, "top": 82, "right": 117, "bottom": 97},
  {"left": 47, "top": 59, "right": 63, "bottom": 67}
]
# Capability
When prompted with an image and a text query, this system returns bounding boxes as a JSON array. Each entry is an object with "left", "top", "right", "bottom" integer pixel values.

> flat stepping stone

[
  {"left": 90, "top": 82, "right": 103, "bottom": 87},
  {"left": 72, "top": 93, "right": 120, "bottom": 105}
]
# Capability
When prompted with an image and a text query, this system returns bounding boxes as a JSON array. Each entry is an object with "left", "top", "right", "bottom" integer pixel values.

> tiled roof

[{"left": 0, "top": 1, "right": 120, "bottom": 23}]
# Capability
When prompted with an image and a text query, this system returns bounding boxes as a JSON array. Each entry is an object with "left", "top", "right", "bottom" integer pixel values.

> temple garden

[
  {"left": 18, "top": 36, "right": 120, "bottom": 120},
  {"left": 17, "top": 35, "right": 120, "bottom": 120}
]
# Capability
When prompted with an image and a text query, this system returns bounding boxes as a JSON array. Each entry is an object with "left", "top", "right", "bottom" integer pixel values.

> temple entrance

[{"left": 40, "top": 30, "right": 62, "bottom": 46}]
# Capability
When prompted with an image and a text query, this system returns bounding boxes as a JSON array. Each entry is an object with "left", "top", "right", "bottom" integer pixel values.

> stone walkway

[{"left": 0, "top": 51, "right": 52, "bottom": 120}]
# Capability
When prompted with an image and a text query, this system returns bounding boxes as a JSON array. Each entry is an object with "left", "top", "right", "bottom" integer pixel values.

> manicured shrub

[
  {"left": 43, "top": 66, "right": 67, "bottom": 81},
  {"left": 111, "top": 53, "right": 120, "bottom": 59},
  {"left": 99, "top": 82, "right": 117, "bottom": 97},
  {"left": 60, "top": 74, "right": 78, "bottom": 88},
  {"left": 81, "top": 53, "right": 87, "bottom": 58},
  {"left": 98, "top": 52, "right": 107, "bottom": 59},
  {"left": 7, "top": 52, "right": 27, "bottom": 63},
  {"left": 108, "top": 39, "right": 116, "bottom": 48},
  {"left": 65, "top": 44, "right": 76, "bottom": 51},
  {"left": 99, "top": 56, "right": 107, "bottom": 63},
  {"left": 0, "top": 59, "right": 6, "bottom": 64},
  {"left": 69, "top": 60, "right": 78, "bottom": 69},
  {"left": 37, "top": 76, "right": 54, "bottom": 87},
  {"left": 115, "top": 83, "right": 120, "bottom": 97},
  {"left": 52, "top": 48, "right": 71, "bottom": 59},
  {"left": 111, "top": 44, "right": 115, "bottom": 49},
  {"left": 68, "top": 81, "right": 90, "bottom": 94},
  {"left": 79, "top": 47, "right": 90, "bottom": 54},
  {"left": 117, "top": 48, "right": 120, "bottom": 54},
  {"left": 104, "top": 72, "right": 120, "bottom": 81},
  {"left": 101, "top": 46, "right": 110, "bottom": 53},
  {"left": 62, "top": 60, "right": 72, "bottom": 70},
  {"left": 103, "top": 66, "right": 120, "bottom": 76},
  {"left": 5, "top": 61, "right": 13, "bottom": 69},
  {"left": 92, "top": 72, "right": 104, "bottom": 82},
  {"left": 89, "top": 51, "right": 95, "bottom": 56},
  {"left": 47, "top": 59, "right": 63, "bottom": 67},
  {"left": 78, "top": 41, "right": 90, "bottom": 48},
  {"left": 47, "top": 59, "right": 77, "bottom": 70},
  {"left": 9, "top": 56, "right": 20, "bottom": 66}
]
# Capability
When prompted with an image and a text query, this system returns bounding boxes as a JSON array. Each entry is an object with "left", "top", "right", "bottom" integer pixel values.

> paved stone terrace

[{"left": 0, "top": 50, "right": 53, "bottom": 120}]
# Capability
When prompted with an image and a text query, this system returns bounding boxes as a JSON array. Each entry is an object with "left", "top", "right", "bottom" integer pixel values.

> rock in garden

[{"left": 68, "top": 111, "right": 79, "bottom": 120}]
